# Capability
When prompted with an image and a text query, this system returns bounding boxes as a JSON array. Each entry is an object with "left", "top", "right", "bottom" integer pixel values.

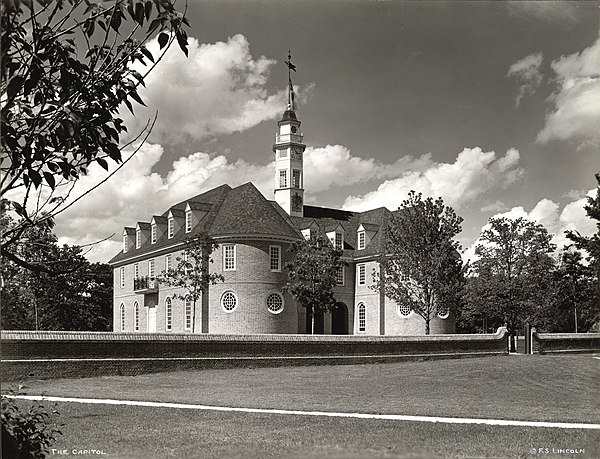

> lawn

[{"left": 4, "top": 354, "right": 600, "bottom": 458}]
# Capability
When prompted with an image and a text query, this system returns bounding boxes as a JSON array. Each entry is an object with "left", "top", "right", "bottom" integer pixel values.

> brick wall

[
  {"left": 532, "top": 331, "right": 600, "bottom": 354},
  {"left": 1, "top": 328, "right": 509, "bottom": 381}
]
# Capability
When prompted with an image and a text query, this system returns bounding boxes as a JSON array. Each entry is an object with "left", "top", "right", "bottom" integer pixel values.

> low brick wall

[
  {"left": 532, "top": 331, "right": 600, "bottom": 354},
  {"left": 1, "top": 328, "right": 508, "bottom": 381}
]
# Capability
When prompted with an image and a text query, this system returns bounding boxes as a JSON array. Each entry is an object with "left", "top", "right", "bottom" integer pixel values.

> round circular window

[
  {"left": 397, "top": 304, "right": 412, "bottom": 317},
  {"left": 266, "top": 292, "right": 284, "bottom": 314},
  {"left": 437, "top": 306, "right": 450, "bottom": 319},
  {"left": 221, "top": 291, "right": 238, "bottom": 313},
  {"left": 291, "top": 126, "right": 297, "bottom": 133}
]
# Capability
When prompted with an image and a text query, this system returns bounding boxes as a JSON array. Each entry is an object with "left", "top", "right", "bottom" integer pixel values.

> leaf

[
  {"left": 145, "top": 0, "right": 152, "bottom": 20},
  {"left": 43, "top": 172, "right": 56, "bottom": 189},
  {"left": 29, "top": 169, "right": 42, "bottom": 188},
  {"left": 129, "top": 90, "right": 146, "bottom": 106},
  {"left": 7, "top": 75, "right": 25, "bottom": 99},
  {"left": 96, "top": 157, "right": 108, "bottom": 170},
  {"left": 157, "top": 32, "right": 169, "bottom": 49},
  {"left": 140, "top": 46, "right": 154, "bottom": 63}
]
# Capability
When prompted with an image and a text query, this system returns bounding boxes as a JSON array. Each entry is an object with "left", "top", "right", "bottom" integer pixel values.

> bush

[{"left": 1, "top": 387, "right": 63, "bottom": 458}]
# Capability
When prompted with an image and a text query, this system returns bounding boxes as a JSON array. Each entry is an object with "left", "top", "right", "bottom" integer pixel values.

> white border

[
  {"left": 265, "top": 291, "right": 284, "bottom": 315},
  {"left": 221, "top": 291, "right": 238, "bottom": 313}
]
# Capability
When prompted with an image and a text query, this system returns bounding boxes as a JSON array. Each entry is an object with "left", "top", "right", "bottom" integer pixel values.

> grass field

[{"left": 4, "top": 354, "right": 600, "bottom": 458}]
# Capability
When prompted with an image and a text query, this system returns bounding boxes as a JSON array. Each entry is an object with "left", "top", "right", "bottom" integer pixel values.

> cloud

[
  {"left": 536, "top": 34, "right": 600, "bottom": 145},
  {"left": 53, "top": 143, "right": 437, "bottom": 262},
  {"left": 342, "top": 147, "right": 524, "bottom": 212},
  {"left": 506, "top": 2, "right": 581, "bottom": 25},
  {"left": 122, "top": 34, "right": 311, "bottom": 144},
  {"left": 507, "top": 53, "right": 544, "bottom": 107},
  {"left": 480, "top": 200, "right": 509, "bottom": 213},
  {"left": 464, "top": 190, "right": 598, "bottom": 263}
]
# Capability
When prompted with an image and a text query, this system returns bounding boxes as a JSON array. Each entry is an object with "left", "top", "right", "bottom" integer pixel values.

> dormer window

[
  {"left": 136, "top": 228, "right": 141, "bottom": 249},
  {"left": 123, "top": 233, "right": 128, "bottom": 253},
  {"left": 185, "top": 209, "right": 192, "bottom": 233},
  {"left": 335, "top": 232, "right": 343, "bottom": 250},
  {"left": 151, "top": 223, "right": 157, "bottom": 244},
  {"left": 168, "top": 215, "right": 174, "bottom": 239},
  {"left": 358, "top": 231, "right": 365, "bottom": 250},
  {"left": 301, "top": 229, "right": 310, "bottom": 240}
]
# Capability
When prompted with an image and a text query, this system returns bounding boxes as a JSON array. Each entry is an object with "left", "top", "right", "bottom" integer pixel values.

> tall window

[
  {"left": 120, "top": 267, "right": 125, "bottom": 288},
  {"left": 292, "top": 170, "right": 301, "bottom": 188},
  {"left": 183, "top": 251, "right": 190, "bottom": 275},
  {"left": 185, "top": 297, "right": 192, "bottom": 331},
  {"left": 136, "top": 228, "right": 141, "bottom": 249},
  {"left": 358, "top": 303, "right": 366, "bottom": 332},
  {"left": 279, "top": 170, "right": 287, "bottom": 188},
  {"left": 336, "top": 265, "right": 344, "bottom": 286},
  {"left": 335, "top": 232, "right": 343, "bottom": 250},
  {"left": 123, "top": 234, "right": 128, "bottom": 252},
  {"left": 358, "top": 231, "right": 365, "bottom": 250},
  {"left": 134, "top": 263, "right": 139, "bottom": 279},
  {"left": 168, "top": 216, "right": 174, "bottom": 238},
  {"left": 358, "top": 264, "right": 366, "bottom": 286},
  {"left": 134, "top": 302, "right": 139, "bottom": 332},
  {"left": 148, "top": 259, "right": 155, "bottom": 278},
  {"left": 165, "top": 254, "right": 172, "bottom": 272},
  {"left": 120, "top": 303, "right": 125, "bottom": 331},
  {"left": 165, "top": 298, "right": 172, "bottom": 331},
  {"left": 224, "top": 245, "right": 236, "bottom": 271},
  {"left": 270, "top": 245, "right": 281, "bottom": 271},
  {"left": 151, "top": 223, "right": 157, "bottom": 244},
  {"left": 185, "top": 209, "right": 192, "bottom": 233}
]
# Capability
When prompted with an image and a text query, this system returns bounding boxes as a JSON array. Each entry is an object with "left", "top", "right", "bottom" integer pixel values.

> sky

[{"left": 51, "top": 0, "right": 600, "bottom": 263}]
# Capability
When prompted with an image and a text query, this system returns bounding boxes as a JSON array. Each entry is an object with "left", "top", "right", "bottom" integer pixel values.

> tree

[
  {"left": 376, "top": 191, "right": 464, "bottom": 335},
  {"left": 1, "top": 0, "right": 189, "bottom": 273},
  {"left": 1, "top": 215, "right": 113, "bottom": 331},
  {"left": 466, "top": 217, "right": 555, "bottom": 348},
  {"left": 158, "top": 235, "right": 224, "bottom": 334},
  {"left": 567, "top": 172, "right": 600, "bottom": 308},
  {"left": 284, "top": 235, "right": 344, "bottom": 334}
]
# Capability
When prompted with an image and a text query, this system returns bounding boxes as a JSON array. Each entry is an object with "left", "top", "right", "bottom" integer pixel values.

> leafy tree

[
  {"left": 376, "top": 191, "right": 464, "bottom": 335},
  {"left": 1, "top": 0, "right": 189, "bottom": 273},
  {"left": 1, "top": 213, "right": 112, "bottom": 330},
  {"left": 284, "top": 235, "right": 344, "bottom": 334},
  {"left": 567, "top": 172, "right": 600, "bottom": 309},
  {"left": 465, "top": 217, "right": 555, "bottom": 347},
  {"left": 158, "top": 235, "right": 224, "bottom": 333}
]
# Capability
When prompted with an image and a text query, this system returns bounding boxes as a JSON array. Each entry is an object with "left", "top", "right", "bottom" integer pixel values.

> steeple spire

[{"left": 284, "top": 50, "right": 297, "bottom": 110}]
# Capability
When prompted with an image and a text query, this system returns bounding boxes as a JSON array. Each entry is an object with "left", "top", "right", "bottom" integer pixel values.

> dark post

[{"left": 524, "top": 323, "right": 532, "bottom": 355}]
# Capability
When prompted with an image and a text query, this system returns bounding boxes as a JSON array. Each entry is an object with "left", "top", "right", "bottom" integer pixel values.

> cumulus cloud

[
  {"left": 480, "top": 200, "right": 509, "bottom": 213},
  {"left": 53, "top": 143, "right": 438, "bottom": 262},
  {"left": 342, "top": 147, "right": 524, "bottom": 212},
  {"left": 536, "top": 34, "right": 600, "bottom": 145},
  {"left": 463, "top": 190, "right": 598, "bottom": 263},
  {"left": 122, "top": 34, "right": 310, "bottom": 144},
  {"left": 507, "top": 53, "right": 544, "bottom": 107}
]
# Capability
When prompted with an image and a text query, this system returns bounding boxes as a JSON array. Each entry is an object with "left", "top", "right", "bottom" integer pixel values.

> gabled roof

[
  {"left": 136, "top": 222, "right": 151, "bottom": 230},
  {"left": 358, "top": 222, "right": 380, "bottom": 232},
  {"left": 168, "top": 209, "right": 185, "bottom": 218},
  {"left": 151, "top": 215, "right": 167, "bottom": 224}
]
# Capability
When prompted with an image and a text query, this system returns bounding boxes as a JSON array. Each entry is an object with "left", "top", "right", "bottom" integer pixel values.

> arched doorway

[
  {"left": 306, "top": 307, "right": 324, "bottom": 334},
  {"left": 332, "top": 302, "right": 349, "bottom": 335}
]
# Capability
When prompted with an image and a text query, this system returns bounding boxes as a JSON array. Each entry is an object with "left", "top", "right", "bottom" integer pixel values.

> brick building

[{"left": 109, "top": 101, "right": 455, "bottom": 335}]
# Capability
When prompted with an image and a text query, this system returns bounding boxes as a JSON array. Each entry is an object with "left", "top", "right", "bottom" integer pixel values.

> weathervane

[{"left": 284, "top": 50, "right": 297, "bottom": 110}]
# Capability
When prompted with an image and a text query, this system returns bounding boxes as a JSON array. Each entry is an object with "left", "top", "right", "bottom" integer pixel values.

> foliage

[
  {"left": 464, "top": 217, "right": 556, "bottom": 340},
  {"left": 376, "top": 191, "right": 464, "bottom": 335},
  {"left": 1, "top": 387, "right": 63, "bottom": 458},
  {"left": 158, "top": 235, "right": 224, "bottom": 333},
  {"left": 0, "top": 211, "right": 112, "bottom": 330},
  {"left": 1, "top": 0, "right": 189, "bottom": 273},
  {"left": 567, "top": 172, "right": 600, "bottom": 307},
  {"left": 284, "top": 235, "right": 344, "bottom": 334}
]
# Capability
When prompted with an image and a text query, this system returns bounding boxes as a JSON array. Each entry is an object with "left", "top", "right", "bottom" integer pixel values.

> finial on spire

[{"left": 284, "top": 50, "right": 297, "bottom": 111}]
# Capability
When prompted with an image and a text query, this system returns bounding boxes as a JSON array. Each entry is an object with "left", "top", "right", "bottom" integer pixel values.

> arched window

[
  {"left": 120, "top": 303, "right": 125, "bottom": 332},
  {"left": 165, "top": 297, "right": 172, "bottom": 331},
  {"left": 185, "top": 297, "right": 192, "bottom": 331},
  {"left": 357, "top": 303, "right": 366, "bottom": 332},
  {"left": 266, "top": 292, "right": 284, "bottom": 314},
  {"left": 134, "top": 302, "right": 139, "bottom": 332}
]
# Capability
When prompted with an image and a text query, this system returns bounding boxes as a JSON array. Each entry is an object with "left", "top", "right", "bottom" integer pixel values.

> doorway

[
  {"left": 147, "top": 305, "right": 156, "bottom": 333},
  {"left": 332, "top": 302, "right": 348, "bottom": 335}
]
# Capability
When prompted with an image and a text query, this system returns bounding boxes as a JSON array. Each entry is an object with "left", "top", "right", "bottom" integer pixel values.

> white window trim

[
  {"left": 357, "top": 303, "right": 366, "bottom": 333},
  {"left": 269, "top": 245, "right": 282, "bottom": 272},
  {"left": 265, "top": 291, "right": 284, "bottom": 315},
  {"left": 185, "top": 210, "right": 192, "bottom": 233},
  {"left": 221, "top": 291, "right": 238, "bottom": 313},
  {"left": 120, "top": 303, "right": 126, "bottom": 332},
  {"left": 437, "top": 306, "right": 450, "bottom": 319},
  {"left": 136, "top": 229, "right": 141, "bottom": 249},
  {"left": 223, "top": 244, "right": 236, "bottom": 271},
  {"left": 168, "top": 216, "right": 174, "bottom": 239},
  {"left": 358, "top": 264, "right": 366, "bottom": 286},
  {"left": 335, "top": 232, "right": 344, "bottom": 250},
  {"left": 279, "top": 169, "right": 287, "bottom": 188},
  {"left": 120, "top": 267, "right": 125, "bottom": 288},
  {"left": 336, "top": 265, "right": 345, "bottom": 286},
  {"left": 148, "top": 259, "right": 156, "bottom": 278},
  {"left": 151, "top": 223, "right": 157, "bottom": 244},
  {"left": 165, "top": 254, "right": 171, "bottom": 272},
  {"left": 123, "top": 234, "right": 128, "bottom": 253},
  {"left": 184, "top": 297, "right": 192, "bottom": 331},
  {"left": 358, "top": 231, "right": 366, "bottom": 250},
  {"left": 165, "top": 297, "right": 173, "bottom": 331},
  {"left": 134, "top": 263, "right": 139, "bottom": 279},
  {"left": 134, "top": 302, "right": 140, "bottom": 332}
]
